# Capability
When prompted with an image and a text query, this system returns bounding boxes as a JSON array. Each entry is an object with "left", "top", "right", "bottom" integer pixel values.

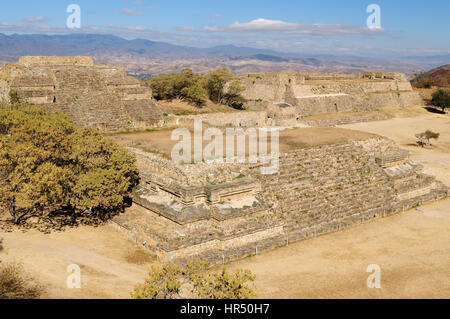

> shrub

[
  {"left": 132, "top": 260, "right": 256, "bottom": 299},
  {"left": 415, "top": 130, "right": 440, "bottom": 147},
  {"left": 0, "top": 263, "right": 42, "bottom": 299},
  {"left": 431, "top": 89, "right": 450, "bottom": 113},
  {"left": 9, "top": 90, "right": 20, "bottom": 104}
]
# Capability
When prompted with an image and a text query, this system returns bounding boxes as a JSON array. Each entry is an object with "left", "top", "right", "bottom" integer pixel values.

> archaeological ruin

[
  {"left": 2, "top": 56, "right": 448, "bottom": 264},
  {"left": 111, "top": 128, "right": 448, "bottom": 263},
  {"left": 238, "top": 71, "right": 424, "bottom": 126},
  {"left": 0, "top": 56, "right": 163, "bottom": 132}
]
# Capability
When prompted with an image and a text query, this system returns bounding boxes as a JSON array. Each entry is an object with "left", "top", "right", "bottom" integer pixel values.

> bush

[
  {"left": 132, "top": 260, "right": 256, "bottom": 299},
  {"left": 0, "top": 263, "right": 42, "bottom": 299},
  {"left": 0, "top": 105, "right": 139, "bottom": 228},
  {"left": 431, "top": 89, "right": 450, "bottom": 113},
  {"left": 9, "top": 90, "right": 20, "bottom": 104},
  {"left": 415, "top": 130, "right": 440, "bottom": 147}
]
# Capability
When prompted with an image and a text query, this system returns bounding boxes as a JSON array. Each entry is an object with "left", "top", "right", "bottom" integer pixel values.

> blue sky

[{"left": 0, "top": 0, "right": 449, "bottom": 57}]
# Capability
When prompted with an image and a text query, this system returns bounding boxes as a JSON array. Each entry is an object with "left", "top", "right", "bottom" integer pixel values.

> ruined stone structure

[
  {"left": 237, "top": 72, "right": 423, "bottom": 126},
  {"left": 112, "top": 130, "right": 449, "bottom": 264},
  {"left": 0, "top": 56, "right": 163, "bottom": 132},
  {"left": 2, "top": 57, "right": 444, "bottom": 264}
]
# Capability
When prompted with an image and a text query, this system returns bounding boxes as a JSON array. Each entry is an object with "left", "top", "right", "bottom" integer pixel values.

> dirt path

[{"left": 0, "top": 226, "right": 152, "bottom": 299}]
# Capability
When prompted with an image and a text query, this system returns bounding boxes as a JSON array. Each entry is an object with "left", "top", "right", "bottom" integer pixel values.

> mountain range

[{"left": 0, "top": 33, "right": 448, "bottom": 76}]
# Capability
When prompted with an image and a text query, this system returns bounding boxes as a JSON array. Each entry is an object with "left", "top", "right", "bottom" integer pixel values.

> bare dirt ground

[
  {"left": 0, "top": 105, "right": 448, "bottom": 299},
  {"left": 0, "top": 225, "right": 154, "bottom": 299},
  {"left": 229, "top": 198, "right": 450, "bottom": 298},
  {"left": 111, "top": 126, "right": 378, "bottom": 159}
]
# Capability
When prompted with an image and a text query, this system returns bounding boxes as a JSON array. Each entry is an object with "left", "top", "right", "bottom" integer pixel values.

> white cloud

[
  {"left": 174, "top": 26, "right": 195, "bottom": 32},
  {"left": 212, "top": 14, "right": 222, "bottom": 19},
  {"left": 121, "top": 8, "right": 146, "bottom": 16},
  {"left": 108, "top": 24, "right": 150, "bottom": 32},
  {"left": 202, "top": 18, "right": 386, "bottom": 35},
  {"left": 25, "top": 16, "right": 47, "bottom": 23}
]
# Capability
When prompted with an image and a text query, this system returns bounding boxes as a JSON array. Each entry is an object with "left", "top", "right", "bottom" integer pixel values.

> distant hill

[
  {"left": 0, "top": 33, "right": 207, "bottom": 58},
  {"left": 412, "top": 64, "right": 450, "bottom": 88},
  {"left": 0, "top": 33, "right": 448, "bottom": 76},
  {"left": 427, "top": 64, "right": 450, "bottom": 77}
]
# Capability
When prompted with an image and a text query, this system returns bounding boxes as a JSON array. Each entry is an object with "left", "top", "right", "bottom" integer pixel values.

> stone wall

[
  {"left": 180, "top": 111, "right": 268, "bottom": 127},
  {"left": 235, "top": 71, "right": 424, "bottom": 125},
  {"left": 0, "top": 56, "right": 163, "bottom": 132}
]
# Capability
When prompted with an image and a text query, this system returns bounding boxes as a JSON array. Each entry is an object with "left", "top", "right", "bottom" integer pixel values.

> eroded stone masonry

[
  {"left": 238, "top": 71, "right": 424, "bottom": 126},
  {"left": 112, "top": 131, "right": 448, "bottom": 264},
  {"left": 0, "top": 56, "right": 163, "bottom": 132}
]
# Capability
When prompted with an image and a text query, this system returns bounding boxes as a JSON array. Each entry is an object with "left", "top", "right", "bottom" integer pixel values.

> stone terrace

[
  {"left": 111, "top": 127, "right": 449, "bottom": 264},
  {"left": 0, "top": 56, "right": 163, "bottom": 132}
]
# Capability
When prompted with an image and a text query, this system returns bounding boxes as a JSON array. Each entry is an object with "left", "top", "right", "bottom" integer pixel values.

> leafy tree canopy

[
  {"left": 0, "top": 105, "right": 139, "bottom": 229},
  {"left": 147, "top": 68, "right": 246, "bottom": 108},
  {"left": 431, "top": 89, "right": 450, "bottom": 112},
  {"left": 132, "top": 260, "right": 256, "bottom": 299}
]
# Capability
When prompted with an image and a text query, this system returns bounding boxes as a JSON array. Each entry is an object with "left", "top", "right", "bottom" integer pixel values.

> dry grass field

[{"left": 0, "top": 105, "right": 448, "bottom": 299}]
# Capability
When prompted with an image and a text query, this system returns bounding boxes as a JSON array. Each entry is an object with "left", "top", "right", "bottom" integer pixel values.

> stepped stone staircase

[{"left": 0, "top": 56, "right": 163, "bottom": 132}]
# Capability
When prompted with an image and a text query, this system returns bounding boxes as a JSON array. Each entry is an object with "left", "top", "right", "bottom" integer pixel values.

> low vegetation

[
  {"left": 415, "top": 130, "right": 440, "bottom": 147},
  {"left": 132, "top": 260, "right": 256, "bottom": 299},
  {"left": 147, "top": 68, "right": 246, "bottom": 109},
  {"left": 412, "top": 71, "right": 449, "bottom": 88},
  {"left": 0, "top": 262, "right": 43, "bottom": 299},
  {"left": 0, "top": 105, "right": 139, "bottom": 229},
  {"left": 0, "top": 239, "right": 42, "bottom": 299},
  {"left": 431, "top": 89, "right": 450, "bottom": 113}
]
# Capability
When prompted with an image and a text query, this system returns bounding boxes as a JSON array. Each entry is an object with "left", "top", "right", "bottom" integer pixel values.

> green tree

[
  {"left": 132, "top": 263, "right": 182, "bottom": 299},
  {"left": 223, "top": 80, "right": 247, "bottom": 109},
  {"left": 182, "top": 81, "right": 208, "bottom": 106},
  {"left": 0, "top": 105, "right": 139, "bottom": 227},
  {"left": 431, "top": 89, "right": 450, "bottom": 113},
  {"left": 147, "top": 69, "right": 207, "bottom": 106},
  {"left": 132, "top": 260, "right": 256, "bottom": 299},
  {"left": 205, "top": 68, "right": 234, "bottom": 104}
]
